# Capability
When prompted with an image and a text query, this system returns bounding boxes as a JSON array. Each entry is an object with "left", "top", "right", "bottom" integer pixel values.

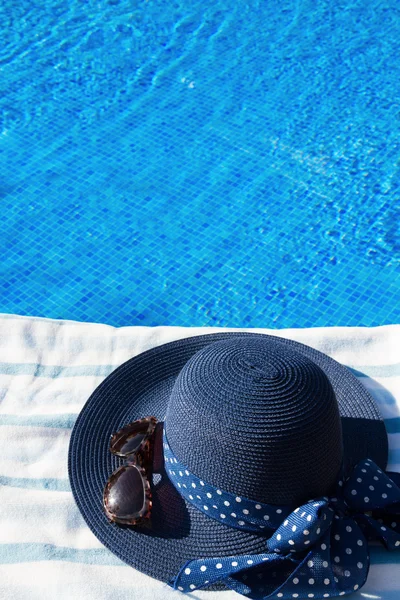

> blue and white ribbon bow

[{"left": 164, "top": 432, "right": 400, "bottom": 598}]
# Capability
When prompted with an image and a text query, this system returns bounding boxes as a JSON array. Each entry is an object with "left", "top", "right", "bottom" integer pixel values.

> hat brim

[{"left": 68, "top": 332, "right": 388, "bottom": 584}]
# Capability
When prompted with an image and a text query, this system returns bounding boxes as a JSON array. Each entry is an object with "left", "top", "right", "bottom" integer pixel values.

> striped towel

[{"left": 0, "top": 314, "right": 399, "bottom": 599}]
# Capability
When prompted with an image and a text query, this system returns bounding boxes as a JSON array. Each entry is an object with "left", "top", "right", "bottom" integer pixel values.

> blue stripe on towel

[
  {"left": 0, "top": 363, "right": 115, "bottom": 378},
  {"left": 0, "top": 544, "right": 125, "bottom": 566},
  {"left": 0, "top": 413, "right": 77, "bottom": 429},
  {"left": 370, "top": 546, "right": 400, "bottom": 565},
  {"left": 388, "top": 448, "right": 400, "bottom": 463},
  {"left": 385, "top": 418, "right": 400, "bottom": 434},
  {"left": 0, "top": 476, "right": 71, "bottom": 492}
]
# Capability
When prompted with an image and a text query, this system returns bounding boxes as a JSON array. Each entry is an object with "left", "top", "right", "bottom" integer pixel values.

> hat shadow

[
  {"left": 349, "top": 367, "right": 397, "bottom": 411},
  {"left": 132, "top": 423, "right": 192, "bottom": 540},
  {"left": 341, "top": 369, "right": 394, "bottom": 472}
]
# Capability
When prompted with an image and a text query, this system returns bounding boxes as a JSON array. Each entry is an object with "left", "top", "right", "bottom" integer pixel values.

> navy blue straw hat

[{"left": 68, "top": 332, "right": 395, "bottom": 598}]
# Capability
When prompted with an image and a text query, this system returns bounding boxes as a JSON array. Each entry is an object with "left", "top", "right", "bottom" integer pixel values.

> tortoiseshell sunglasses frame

[{"left": 103, "top": 416, "right": 157, "bottom": 526}]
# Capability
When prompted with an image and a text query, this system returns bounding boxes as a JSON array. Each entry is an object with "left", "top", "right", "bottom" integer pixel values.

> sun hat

[{"left": 68, "top": 332, "right": 400, "bottom": 599}]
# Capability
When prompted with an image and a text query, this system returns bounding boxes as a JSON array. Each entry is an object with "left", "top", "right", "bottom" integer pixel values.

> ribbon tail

[
  {"left": 264, "top": 524, "right": 368, "bottom": 599},
  {"left": 170, "top": 552, "right": 286, "bottom": 594},
  {"left": 356, "top": 513, "right": 400, "bottom": 550},
  {"left": 343, "top": 459, "right": 400, "bottom": 511}
]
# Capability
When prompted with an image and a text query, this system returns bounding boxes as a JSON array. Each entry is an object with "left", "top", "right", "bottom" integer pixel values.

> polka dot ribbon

[{"left": 163, "top": 430, "right": 400, "bottom": 598}]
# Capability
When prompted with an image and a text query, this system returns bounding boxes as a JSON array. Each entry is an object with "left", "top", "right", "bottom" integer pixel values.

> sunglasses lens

[
  {"left": 105, "top": 465, "right": 145, "bottom": 520},
  {"left": 110, "top": 420, "right": 151, "bottom": 455}
]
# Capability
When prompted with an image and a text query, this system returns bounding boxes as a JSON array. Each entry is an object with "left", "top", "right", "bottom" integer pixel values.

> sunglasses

[{"left": 103, "top": 416, "right": 157, "bottom": 526}]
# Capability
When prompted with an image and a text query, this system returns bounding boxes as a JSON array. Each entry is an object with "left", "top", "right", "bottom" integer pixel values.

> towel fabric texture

[{"left": 0, "top": 314, "right": 399, "bottom": 600}]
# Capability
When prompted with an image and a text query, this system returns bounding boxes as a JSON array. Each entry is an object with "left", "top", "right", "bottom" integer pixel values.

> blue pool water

[{"left": 1, "top": 0, "right": 399, "bottom": 327}]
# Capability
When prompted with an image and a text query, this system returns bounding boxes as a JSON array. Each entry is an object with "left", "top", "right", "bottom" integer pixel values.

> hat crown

[{"left": 165, "top": 336, "right": 343, "bottom": 505}]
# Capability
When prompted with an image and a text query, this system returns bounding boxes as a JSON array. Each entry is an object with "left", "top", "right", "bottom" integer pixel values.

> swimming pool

[{"left": 1, "top": 0, "right": 399, "bottom": 327}]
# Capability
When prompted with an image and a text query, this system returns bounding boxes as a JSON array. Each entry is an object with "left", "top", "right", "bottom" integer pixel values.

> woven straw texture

[
  {"left": 166, "top": 336, "right": 342, "bottom": 505},
  {"left": 68, "top": 332, "right": 388, "bottom": 584}
]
